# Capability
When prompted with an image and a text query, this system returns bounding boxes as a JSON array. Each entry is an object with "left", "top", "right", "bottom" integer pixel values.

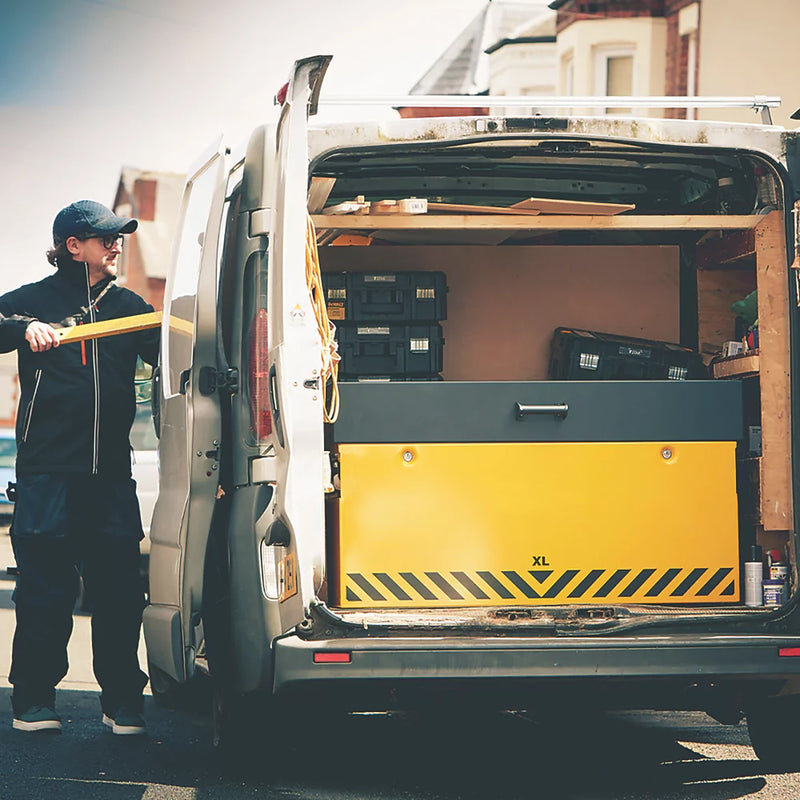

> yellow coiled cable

[{"left": 305, "top": 214, "right": 340, "bottom": 423}]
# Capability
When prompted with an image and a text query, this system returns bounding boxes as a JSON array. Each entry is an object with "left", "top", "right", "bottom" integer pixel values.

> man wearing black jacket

[{"left": 0, "top": 200, "right": 160, "bottom": 734}]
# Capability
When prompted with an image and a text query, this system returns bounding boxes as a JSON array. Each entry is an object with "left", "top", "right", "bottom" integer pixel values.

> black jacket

[{"left": 0, "top": 262, "right": 160, "bottom": 477}]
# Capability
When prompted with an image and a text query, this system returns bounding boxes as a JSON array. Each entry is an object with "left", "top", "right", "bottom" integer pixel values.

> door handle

[
  {"left": 151, "top": 364, "right": 161, "bottom": 439},
  {"left": 515, "top": 402, "right": 568, "bottom": 420},
  {"left": 268, "top": 364, "right": 285, "bottom": 448}
]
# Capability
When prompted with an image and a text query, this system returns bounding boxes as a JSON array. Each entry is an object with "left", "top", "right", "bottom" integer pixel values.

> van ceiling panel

[{"left": 312, "top": 140, "right": 764, "bottom": 215}]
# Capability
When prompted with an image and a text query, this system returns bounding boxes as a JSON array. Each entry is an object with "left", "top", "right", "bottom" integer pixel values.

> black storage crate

[
  {"left": 337, "top": 324, "right": 444, "bottom": 378},
  {"left": 323, "top": 271, "right": 447, "bottom": 322},
  {"left": 549, "top": 327, "right": 707, "bottom": 381}
]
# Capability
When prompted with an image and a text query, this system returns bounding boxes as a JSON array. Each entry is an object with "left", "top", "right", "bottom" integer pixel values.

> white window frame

[
  {"left": 561, "top": 51, "right": 574, "bottom": 95},
  {"left": 685, "top": 32, "right": 698, "bottom": 119},
  {"left": 679, "top": 3, "right": 700, "bottom": 120},
  {"left": 593, "top": 44, "right": 636, "bottom": 115},
  {"left": 561, "top": 51, "right": 574, "bottom": 115}
]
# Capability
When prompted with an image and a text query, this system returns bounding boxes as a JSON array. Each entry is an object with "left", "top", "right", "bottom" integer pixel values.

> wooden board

[
  {"left": 511, "top": 197, "right": 635, "bottom": 215},
  {"left": 57, "top": 311, "right": 162, "bottom": 343},
  {"left": 370, "top": 198, "right": 428, "bottom": 215},
  {"left": 696, "top": 267, "right": 756, "bottom": 357},
  {"left": 56, "top": 310, "right": 193, "bottom": 343},
  {"left": 755, "top": 212, "right": 793, "bottom": 531},
  {"left": 322, "top": 244, "right": 680, "bottom": 381},
  {"left": 321, "top": 200, "right": 370, "bottom": 215},
  {"left": 307, "top": 177, "right": 336, "bottom": 213},
  {"left": 711, "top": 351, "right": 760, "bottom": 378},
  {"left": 427, "top": 202, "right": 541, "bottom": 216}
]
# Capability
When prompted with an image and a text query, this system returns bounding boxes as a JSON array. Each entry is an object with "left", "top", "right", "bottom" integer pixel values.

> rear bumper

[{"left": 273, "top": 633, "right": 800, "bottom": 693}]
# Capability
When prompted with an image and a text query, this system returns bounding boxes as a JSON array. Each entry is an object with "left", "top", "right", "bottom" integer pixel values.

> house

[
  {"left": 549, "top": 0, "right": 799, "bottom": 126},
  {"left": 398, "top": 0, "right": 552, "bottom": 118},
  {"left": 550, "top": 0, "right": 668, "bottom": 116},
  {"left": 410, "top": 0, "right": 799, "bottom": 128},
  {"left": 113, "top": 167, "right": 184, "bottom": 310},
  {"left": 485, "top": 9, "right": 557, "bottom": 115}
]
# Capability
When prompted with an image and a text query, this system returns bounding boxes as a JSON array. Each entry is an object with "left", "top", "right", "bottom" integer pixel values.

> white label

[
  {"left": 357, "top": 326, "right": 390, "bottom": 336},
  {"left": 409, "top": 338, "right": 430, "bottom": 352},
  {"left": 364, "top": 275, "right": 396, "bottom": 283}
]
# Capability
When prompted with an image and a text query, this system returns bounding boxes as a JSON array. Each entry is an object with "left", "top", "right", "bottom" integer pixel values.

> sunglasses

[{"left": 83, "top": 233, "right": 125, "bottom": 249}]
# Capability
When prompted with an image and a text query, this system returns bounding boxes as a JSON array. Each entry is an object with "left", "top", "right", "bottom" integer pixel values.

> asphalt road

[{"left": 3, "top": 532, "right": 800, "bottom": 799}]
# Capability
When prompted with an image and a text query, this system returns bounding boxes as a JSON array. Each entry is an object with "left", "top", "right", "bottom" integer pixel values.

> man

[{"left": 0, "top": 200, "right": 160, "bottom": 734}]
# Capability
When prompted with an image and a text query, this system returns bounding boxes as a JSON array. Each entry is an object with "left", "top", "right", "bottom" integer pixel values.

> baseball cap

[{"left": 52, "top": 200, "right": 138, "bottom": 244}]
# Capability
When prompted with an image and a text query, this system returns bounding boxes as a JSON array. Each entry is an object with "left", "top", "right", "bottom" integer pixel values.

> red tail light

[
  {"left": 249, "top": 308, "right": 272, "bottom": 440},
  {"left": 313, "top": 652, "right": 351, "bottom": 664},
  {"left": 275, "top": 82, "right": 288, "bottom": 106}
]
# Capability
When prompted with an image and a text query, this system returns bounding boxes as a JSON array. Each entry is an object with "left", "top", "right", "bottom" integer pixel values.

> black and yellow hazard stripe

[{"left": 342, "top": 566, "right": 738, "bottom": 607}]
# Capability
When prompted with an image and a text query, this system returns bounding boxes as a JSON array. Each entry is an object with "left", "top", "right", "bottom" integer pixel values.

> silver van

[{"left": 144, "top": 55, "right": 800, "bottom": 766}]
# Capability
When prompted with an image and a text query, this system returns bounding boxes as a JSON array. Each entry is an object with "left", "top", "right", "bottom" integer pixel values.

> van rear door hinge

[{"left": 199, "top": 366, "right": 239, "bottom": 396}]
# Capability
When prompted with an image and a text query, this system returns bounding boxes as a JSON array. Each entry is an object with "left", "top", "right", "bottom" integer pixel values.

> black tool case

[
  {"left": 336, "top": 324, "right": 444, "bottom": 378},
  {"left": 323, "top": 271, "right": 447, "bottom": 322},
  {"left": 549, "top": 327, "right": 707, "bottom": 381}
]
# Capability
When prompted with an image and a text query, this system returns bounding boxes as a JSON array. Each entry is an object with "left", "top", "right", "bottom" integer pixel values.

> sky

[{"left": 0, "top": 0, "right": 550, "bottom": 294}]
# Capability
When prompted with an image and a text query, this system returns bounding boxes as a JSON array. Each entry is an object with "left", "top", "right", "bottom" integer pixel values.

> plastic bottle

[
  {"left": 744, "top": 544, "right": 763, "bottom": 607},
  {"left": 763, "top": 578, "right": 785, "bottom": 607},
  {"left": 767, "top": 548, "right": 789, "bottom": 604}
]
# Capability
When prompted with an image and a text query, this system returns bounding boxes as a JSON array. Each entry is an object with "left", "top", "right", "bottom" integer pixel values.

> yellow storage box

[{"left": 331, "top": 441, "right": 739, "bottom": 608}]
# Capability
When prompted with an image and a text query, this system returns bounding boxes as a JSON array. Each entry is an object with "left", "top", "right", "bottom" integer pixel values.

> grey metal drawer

[{"left": 331, "top": 380, "right": 744, "bottom": 443}]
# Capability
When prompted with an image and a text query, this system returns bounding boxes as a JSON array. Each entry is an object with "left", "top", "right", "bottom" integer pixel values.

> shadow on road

[{"left": 0, "top": 689, "right": 783, "bottom": 799}]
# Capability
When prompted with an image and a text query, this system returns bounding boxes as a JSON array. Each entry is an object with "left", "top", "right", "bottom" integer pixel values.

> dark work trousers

[{"left": 9, "top": 473, "right": 148, "bottom": 715}]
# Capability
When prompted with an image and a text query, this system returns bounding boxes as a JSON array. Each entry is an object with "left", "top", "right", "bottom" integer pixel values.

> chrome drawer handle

[{"left": 515, "top": 402, "right": 569, "bottom": 420}]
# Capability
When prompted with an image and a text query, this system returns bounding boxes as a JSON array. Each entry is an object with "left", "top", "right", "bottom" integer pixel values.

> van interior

[{"left": 306, "top": 134, "right": 793, "bottom": 625}]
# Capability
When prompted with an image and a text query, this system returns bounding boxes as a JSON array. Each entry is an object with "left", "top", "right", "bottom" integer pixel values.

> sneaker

[
  {"left": 13, "top": 705, "right": 62, "bottom": 732},
  {"left": 102, "top": 706, "right": 146, "bottom": 736}
]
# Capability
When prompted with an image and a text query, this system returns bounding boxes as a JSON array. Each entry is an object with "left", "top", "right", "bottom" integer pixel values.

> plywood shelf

[{"left": 311, "top": 214, "right": 763, "bottom": 233}]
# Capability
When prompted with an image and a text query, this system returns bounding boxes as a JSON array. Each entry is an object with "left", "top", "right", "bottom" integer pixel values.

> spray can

[
  {"left": 769, "top": 549, "right": 789, "bottom": 584},
  {"left": 744, "top": 544, "right": 763, "bottom": 607}
]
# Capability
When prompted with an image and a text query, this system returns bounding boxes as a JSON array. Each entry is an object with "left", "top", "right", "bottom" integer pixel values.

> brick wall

[
  {"left": 664, "top": 1, "right": 698, "bottom": 119},
  {"left": 664, "top": 11, "right": 687, "bottom": 117},
  {"left": 135, "top": 179, "right": 157, "bottom": 222},
  {"left": 397, "top": 106, "right": 489, "bottom": 119},
  {"left": 555, "top": 0, "right": 666, "bottom": 34},
  {"left": 665, "top": 0, "right": 697, "bottom": 13}
]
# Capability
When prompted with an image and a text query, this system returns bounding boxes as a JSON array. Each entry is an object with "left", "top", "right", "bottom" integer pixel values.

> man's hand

[{"left": 25, "top": 321, "right": 60, "bottom": 352}]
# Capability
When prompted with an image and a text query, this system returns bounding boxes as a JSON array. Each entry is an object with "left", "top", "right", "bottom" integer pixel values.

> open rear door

[
  {"left": 144, "top": 141, "right": 228, "bottom": 682},
  {"left": 265, "top": 56, "right": 332, "bottom": 625}
]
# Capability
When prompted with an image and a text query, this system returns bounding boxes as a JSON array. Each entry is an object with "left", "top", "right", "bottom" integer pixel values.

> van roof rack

[{"left": 320, "top": 95, "right": 781, "bottom": 125}]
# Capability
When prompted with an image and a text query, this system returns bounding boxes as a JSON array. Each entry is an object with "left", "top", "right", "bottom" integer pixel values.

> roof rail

[{"left": 320, "top": 95, "right": 781, "bottom": 124}]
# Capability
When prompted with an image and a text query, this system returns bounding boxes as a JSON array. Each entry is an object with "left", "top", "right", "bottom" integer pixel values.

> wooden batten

[
  {"left": 57, "top": 311, "right": 162, "bottom": 343},
  {"left": 755, "top": 212, "right": 793, "bottom": 532},
  {"left": 311, "top": 214, "right": 763, "bottom": 232},
  {"left": 55, "top": 310, "right": 193, "bottom": 343}
]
